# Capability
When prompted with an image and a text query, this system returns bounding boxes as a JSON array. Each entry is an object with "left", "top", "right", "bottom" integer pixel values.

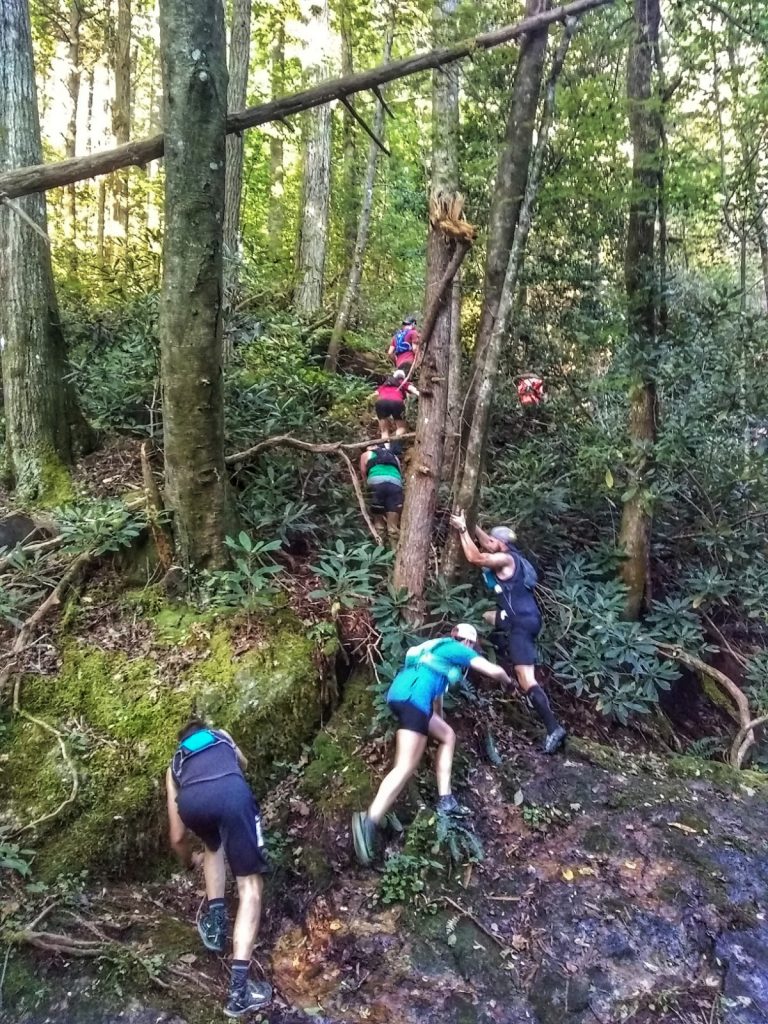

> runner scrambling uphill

[
  {"left": 360, "top": 441, "right": 404, "bottom": 548},
  {"left": 352, "top": 624, "right": 512, "bottom": 866},
  {"left": 387, "top": 314, "right": 420, "bottom": 376},
  {"left": 374, "top": 369, "right": 419, "bottom": 440},
  {"left": 449, "top": 513, "right": 567, "bottom": 755},
  {"left": 517, "top": 373, "right": 545, "bottom": 407},
  {"left": 165, "top": 719, "right": 273, "bottom": 1017}
]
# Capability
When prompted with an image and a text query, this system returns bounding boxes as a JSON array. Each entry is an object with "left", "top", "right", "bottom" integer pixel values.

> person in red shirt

[
  {"left": 517, "top": 374, "right": 545, "bottom": 407},
  {"left": 373, "top": 369, "right": 419, "bottom": 440},
  {"left": 387, "top": 315, "right": 420, "bottom": 376}
]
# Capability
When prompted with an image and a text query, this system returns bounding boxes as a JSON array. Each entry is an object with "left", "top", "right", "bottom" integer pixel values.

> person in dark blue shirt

[
  {"left": 166, "top": 719, "right": 272, "bottom": 1018},
  {"left": 450, "top": 512, "right": 567, "bottom": 755},
  {"left": 352, "top": 623, "right": 511, "bottom": 866}
]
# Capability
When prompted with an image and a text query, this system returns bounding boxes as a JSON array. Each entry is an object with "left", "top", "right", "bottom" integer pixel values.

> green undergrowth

[{"left": 2, "top": 602, "right": 326, "bottom": 880}]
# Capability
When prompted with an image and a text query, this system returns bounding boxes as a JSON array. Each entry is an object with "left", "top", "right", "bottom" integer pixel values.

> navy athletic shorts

[
  {"left": 375, "top": 399, "right": 405, "bottom": 421},
  {"left": 176, "top": 775, "right": 269, "bottom": 876},
  {"left": 369, "top": 481, "right": 403, "bottom": 514},
  {"left": 388, "top": 699, "right": 431, "bottom": 736},
  {"left": 495, "top": 609, "right": 541, "bottom": 666}
]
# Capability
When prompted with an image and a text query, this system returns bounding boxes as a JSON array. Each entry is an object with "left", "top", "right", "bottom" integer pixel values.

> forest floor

[{"left": 6, "top": 697, "right": 768, "bottom": 1024}]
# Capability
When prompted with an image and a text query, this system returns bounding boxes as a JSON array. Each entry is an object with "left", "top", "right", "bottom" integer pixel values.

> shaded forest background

[{"left": 3, "top": 0, "right": 768, "bottom": 767}]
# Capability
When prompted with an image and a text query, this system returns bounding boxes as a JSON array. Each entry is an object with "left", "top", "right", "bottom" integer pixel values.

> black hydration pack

[{"left": 170, "top": 729, "right": 237, "bottom": 787}]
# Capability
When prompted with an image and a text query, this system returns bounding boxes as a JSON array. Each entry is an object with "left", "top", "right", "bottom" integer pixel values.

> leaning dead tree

[{"left": 0, "top": 0, "right": 614, "bottom": 201}]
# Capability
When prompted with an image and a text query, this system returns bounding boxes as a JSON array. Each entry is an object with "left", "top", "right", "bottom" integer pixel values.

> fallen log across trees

[{"left": 0, "top": 0, "right": 614, "bottom": 201}]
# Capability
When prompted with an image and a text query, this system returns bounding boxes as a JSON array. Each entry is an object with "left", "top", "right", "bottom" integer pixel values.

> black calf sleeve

[{"left": 527, "top": 684, "right": 559, "bottom": 734}]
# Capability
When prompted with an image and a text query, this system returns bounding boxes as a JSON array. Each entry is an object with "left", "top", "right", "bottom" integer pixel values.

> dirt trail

[{"left": 8, "top": 710, "right": 768, "bottom": 1024}]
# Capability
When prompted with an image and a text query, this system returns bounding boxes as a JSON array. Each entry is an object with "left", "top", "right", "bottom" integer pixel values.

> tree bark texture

[
  {"left": 393, "top": 0, "right": 461, "bottom": 610},
  {"left": 223, "top": 0, "right": 252, "bottom": 266},
  {"left": 267, "top": 24, "right": 285, "bottom": 247},
  {"left": 65, "top": 0, "right": 83, "bottom": 238},
  {"left": 0, "top": 0, "right": 91, "bottom": 503},
  {"left": 470, "top": 0, "right": 550, "bottom": 392},
  {"left": 294, "top": 0, "right": 333, "bottom": 316},
  {"left": 158, "top": 0, "right": 231, "bottom": 570},
  {"left": 325, "top": 15, "right": 395, "bottom": 372},
  {"left": 619, "top": 0, "right": 661, "bottom": 620},
  {"left": 112, "top": 0, "right": 132, "bottom": 234},
  {"left": 443, "top": 17, "right": 576, "bottom": 579},
  {"left": 444, "top": 271, "right": 462, "bottom": 477},
  {"left": 0, "top": 0, "right": 615, "bottom": 201},
  {"left": 340, "top": 1, "right": 357, "bottom": 264}
]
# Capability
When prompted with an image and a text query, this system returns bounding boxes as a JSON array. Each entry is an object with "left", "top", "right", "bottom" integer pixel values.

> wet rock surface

[{"left": 8, "top": 723, "right": 768, "bottom": 1024}]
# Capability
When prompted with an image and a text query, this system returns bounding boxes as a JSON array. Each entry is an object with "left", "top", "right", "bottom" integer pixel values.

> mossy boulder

[{"left": 1, "top": 608, "right": 326, "bottom": 879}]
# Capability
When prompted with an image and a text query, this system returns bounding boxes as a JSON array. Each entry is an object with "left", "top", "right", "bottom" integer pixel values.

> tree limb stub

[
  {"left": 340, "top": 96, "right": 390, "bottom": 155},
  {"left": 0, "top": 0, "right": 614, "bottom": 200}
]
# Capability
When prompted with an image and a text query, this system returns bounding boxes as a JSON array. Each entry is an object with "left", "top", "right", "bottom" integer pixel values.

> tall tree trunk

[
  {"left": 325, "top": 14, "right": 395, "bottom": 372},
  {"left": 223, "top": 0, "right": 252, "bottom": 279},
  {"left": 267, "top": 24, "right": 285, "bottom": 249},
  {"left": 294, "top": 0, "right": 332, "bottom": 317},
  {"left": 445, "top": 21, "right": 577, "bottom": 583},
  {"left": 443, "top": 271, "right": 462, "bottom": 476},
  {"left": 0, "top": 0, "right": 92, "bottom": 503},
  {"left": 441, "top": 1, "right": 551, "bottom": 579},
  {"left": 65, "top": 0, "right": 82, "bottom": 242},
  {"left": 393, "top": 0, "right": 461, "bottom": 611},
  {"left": 340, "top": 1, "right": 357, "bottom": 266},
  {"left": 112, "top": 0, "right": 131, "bottom": 235},
  {"left": 618, "top": 0, "right": 661, "bottom": 620},
  {"left": 468, "top": 0, "right": 551, "bottom": 401},
  {"left": 158, "top": 0, "right": 231, "bottom": 570}
]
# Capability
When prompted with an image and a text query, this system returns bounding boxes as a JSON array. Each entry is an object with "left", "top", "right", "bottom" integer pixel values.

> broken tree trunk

[{"left": 0, "top": 0, "right": 614, "bottom": 201}]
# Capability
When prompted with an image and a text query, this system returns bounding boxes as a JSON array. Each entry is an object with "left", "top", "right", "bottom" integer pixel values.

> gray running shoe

[
  {"left": 436, "top": 794, "right": 470, "bottom": 817},
  {"left": 224, "top": 979, "right": 273, "bottom": 1017},
  {"left": 543, "top": 725, "right": 567, "bottom": 755},
  {"left": 197, "top": 904, "right": 227, "bottom": 954}
]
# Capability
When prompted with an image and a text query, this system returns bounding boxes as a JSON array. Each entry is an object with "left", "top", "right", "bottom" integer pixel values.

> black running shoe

[
  {"left": 224, "top": 979, "right": 273, "bottom": 1017},
  {"left": 197, "top": 904, "right": 227, "bottom": 954},
  {"left": 543, "top": 725, "right": 567, "bottom": 755},
  {"left": 351, "top": 811, "right": 379, "bottom": 866},
  {"left": 436, "top": 794, "right": 470, "bottom": 817}
]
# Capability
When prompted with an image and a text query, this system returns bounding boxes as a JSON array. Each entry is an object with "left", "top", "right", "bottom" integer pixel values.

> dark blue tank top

[
  {"left": 485, "top": 558, "right": 540, "bottom": 624},
  {"left": 171, "top": 729, "right": 243, "bottom": 788}
]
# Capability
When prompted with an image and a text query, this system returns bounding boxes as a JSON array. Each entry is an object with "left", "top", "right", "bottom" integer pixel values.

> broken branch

[{"left": 339, "top": 96, "right": 390, "bottom": 155}]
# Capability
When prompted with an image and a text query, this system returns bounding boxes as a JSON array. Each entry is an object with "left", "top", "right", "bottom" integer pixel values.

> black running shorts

[
  {"left": 375, "top": 399, "right": 405, "bottom": 421},
  {"left": 495, "top": 609, "right": 541, "bottom": 666},
  {"left": 388, "top": 699, "right": 431, "bottom": 736},
  {"left": 369, "top": 481, "right": 403, "bottom": 514},
  {"left": 176, "top": 775, "right": 269, "bottom": 876}
]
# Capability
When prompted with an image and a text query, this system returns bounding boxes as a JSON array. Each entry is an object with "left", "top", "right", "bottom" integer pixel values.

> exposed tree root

[{"left": 655, "top": 642, "right": 760, "bottom": 769}]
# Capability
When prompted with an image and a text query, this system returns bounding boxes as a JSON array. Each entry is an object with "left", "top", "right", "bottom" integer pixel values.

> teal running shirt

[{"left": 386, "top": 637, "right": 477, "bottom": 714}]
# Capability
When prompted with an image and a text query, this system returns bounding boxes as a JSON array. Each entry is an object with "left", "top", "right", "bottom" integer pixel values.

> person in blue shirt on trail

[
  {"left": 165, "top": 719, "right": 272, "bottom": 1017},
  {"left": 450, "top": 511, "right": 567, "bottom": 755},
  {"left": 352, "top": 623, "right": 512, "bottom": 866}
]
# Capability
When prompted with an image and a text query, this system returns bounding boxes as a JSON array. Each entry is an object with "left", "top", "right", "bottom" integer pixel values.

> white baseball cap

[{"left": 454, "top": 622, "right": 478, "bottom": 644}]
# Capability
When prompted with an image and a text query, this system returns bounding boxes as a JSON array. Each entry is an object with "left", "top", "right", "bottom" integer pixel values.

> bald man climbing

[{"left": 450, "top": 512, "right": 566, "bottom": 755}]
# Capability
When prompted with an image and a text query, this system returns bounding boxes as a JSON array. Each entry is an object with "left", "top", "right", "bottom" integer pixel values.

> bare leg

[
  {"left": 203, "top": 845, "right": 226, "bottom": 902},
  {"left": 482, "top": 610, "right": 497, "bottom": 627},
  {"left": 385, "top": 510, "right": 400, "bottom": 547},
  {"left": 427, "top": 714, "right": 456, "bottom": 797},
  {"left": 514, "top": 664, "right": 537, "bottom": 692},
  {"left": 232, "top": 874, "right": 263, "bottom": 962},
  {"left": 394, "top": 419, "right": 407, "bottom": 437},
  {"left": 372, "top": 513, "right": 386, "bottom": 538},
  {"left": 368, "top": 729, "right": 427, "bottom": 824},
  {"left": 378, "top": 418, "right": 391, "bottom": 440}
]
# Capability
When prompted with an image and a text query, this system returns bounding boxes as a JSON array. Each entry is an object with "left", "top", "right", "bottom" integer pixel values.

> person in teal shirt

[{"left": 352, "top": 623, "right": 512, "bottom": 866}]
